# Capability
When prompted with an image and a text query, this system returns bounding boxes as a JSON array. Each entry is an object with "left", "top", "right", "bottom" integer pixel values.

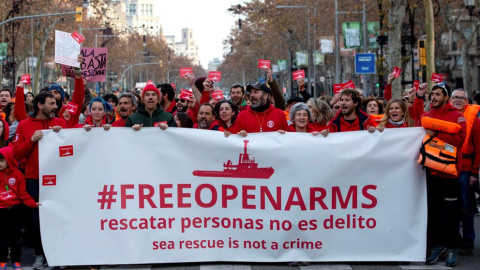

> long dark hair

[
  {"left": 214, "top": 100, "right": 238, "bottom": 128},
  {"left": 175, "top": 112, "right": 193, "bottom": 128}
]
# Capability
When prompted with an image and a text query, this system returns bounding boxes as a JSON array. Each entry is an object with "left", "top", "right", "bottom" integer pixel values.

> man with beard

[
  {"left": 411, "top": 83, "right": 466, "bottom": 267},
  {"left": 194, "top": 103, "right": 222, "bottom": 130},
  {"left": 229, "top": 84, "right": 247, "bottom": 111},
  {"left": 229, "top": 82, "right": 288, "bottom": 134},
  {"left": 126, "top": 82, "right": 176, "bottom": 129},
  {"left": 13, "top": 91, "right": 66, "bottom": 269},
  {"left": 157, "top": 83, "right": 177, "bottom": 114},
  {"left": 112, "top": 93, "right": 137, "bottom": 127},
  {"left": 175, "top": 92, "right": 189, "bottom": 113},
  {"left": 449, "top": 88, "right": 480, "bottom": 256},
  {"left": 328, "top": 89, "right": 372, "bottom": 132}
]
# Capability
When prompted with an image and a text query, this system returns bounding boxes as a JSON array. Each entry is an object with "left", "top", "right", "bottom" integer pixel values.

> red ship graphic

[{"left": 192, "top": 140, "right": 274, "bottom": 179}]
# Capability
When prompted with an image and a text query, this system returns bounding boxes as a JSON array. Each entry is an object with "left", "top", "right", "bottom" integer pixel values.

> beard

[{"left": 55, "top": 98, "right": 63, "bottom": 116}]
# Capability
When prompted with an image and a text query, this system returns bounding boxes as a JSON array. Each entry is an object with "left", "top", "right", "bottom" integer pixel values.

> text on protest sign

[
  {"left": 55, "top": 30, "right": 80, "bottom": 68},
  {"left": 62, "top": 47, "right": 108, "bottom": 82}
]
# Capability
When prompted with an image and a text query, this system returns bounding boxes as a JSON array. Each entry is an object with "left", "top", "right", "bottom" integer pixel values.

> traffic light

[
  {"left": 75, "top": 7, "right": 82, "bottom": 22},
  {"left": 159, "top": 60, "right": 163, "bottom": 68},
  {"left": 418, "top": 40, "right": 426, "bottom": 66}
]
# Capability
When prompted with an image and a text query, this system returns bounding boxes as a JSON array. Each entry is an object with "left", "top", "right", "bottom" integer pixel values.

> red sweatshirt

[
  {"left": 13, "top": 116, "right": 67, "bottom": 179},
  {"left": 230, "top": 104, "right": 288, "bottom": 133},
  {"left": 0, "top": 147, "right": 37, "bottom": 208},
  {"left": 112, "top": 118, "right": 127, "bottom": 127}
]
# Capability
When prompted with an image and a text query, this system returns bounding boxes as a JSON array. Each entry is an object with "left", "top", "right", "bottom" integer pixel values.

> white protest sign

[{"left": 54, "top": 30, "right": 80, "bottom": 68}]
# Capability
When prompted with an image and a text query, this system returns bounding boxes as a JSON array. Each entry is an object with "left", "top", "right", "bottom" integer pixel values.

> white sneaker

[{"left": 32, "top": 255, "right": 47, "bottom": 269}]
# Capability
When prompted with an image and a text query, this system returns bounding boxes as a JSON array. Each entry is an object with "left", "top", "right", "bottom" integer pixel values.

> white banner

[{"left": 39, "top": 128, "right": 427, "bottom": 266}]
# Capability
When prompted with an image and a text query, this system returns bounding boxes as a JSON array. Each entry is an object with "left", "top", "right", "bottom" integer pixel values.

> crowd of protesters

[{"left": 0, "top": 54, "right": 479, "bottom": 269}]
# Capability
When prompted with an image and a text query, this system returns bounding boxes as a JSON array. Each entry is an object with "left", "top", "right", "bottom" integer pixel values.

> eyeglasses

[
  {"left": 435, "top": 83, "right": 447, "bottom": 91},
  {"left": 175, "top": 98, "right": 187, "bottom": 103},
  {"left": 451, "top": 96, "right": 467, "bottom": 101}
]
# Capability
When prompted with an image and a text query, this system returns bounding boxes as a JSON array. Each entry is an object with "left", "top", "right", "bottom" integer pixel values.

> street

[{"left": 16, "top": 213, "right": 480, "bottom": 270}]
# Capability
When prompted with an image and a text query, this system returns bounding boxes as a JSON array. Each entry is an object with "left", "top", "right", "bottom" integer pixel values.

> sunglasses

[{"left": 175, "top": 98, "right": 187, "bottom": 103}]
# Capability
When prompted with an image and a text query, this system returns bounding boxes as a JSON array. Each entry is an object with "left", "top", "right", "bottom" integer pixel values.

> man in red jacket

[
  {"left": 449, "top": 88, "right": 480, "bottom": 256},
  {"left": 414, "top": 83, "right": 467, "bottom": 267},
  {"left": 13, "top": 91, "right": 67, "bottom": 269},
  {"left": 229, "top": 82, "right": 288, "bottom": 135},
  {"left": 329, "top": 89, "right": 372, "bottom": 132}
]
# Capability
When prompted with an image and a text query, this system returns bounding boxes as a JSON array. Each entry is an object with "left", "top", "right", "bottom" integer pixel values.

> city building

[
  {"left": 164, "top": 28, "right": 200, "bottom": 66},
  {"left": 208, "top": 58, "right": 222, "bottom": 71},
  {"left": 124, "top": 0, "right": 160, "bottom": 35}
]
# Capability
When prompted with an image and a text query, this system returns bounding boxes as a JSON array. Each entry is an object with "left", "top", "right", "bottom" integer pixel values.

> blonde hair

[
  {"left": 379, "top": 98, "right": 415, "bottom": 127},
  {"left": 307, "top": 98, "right": 333, "bottom": 126}
]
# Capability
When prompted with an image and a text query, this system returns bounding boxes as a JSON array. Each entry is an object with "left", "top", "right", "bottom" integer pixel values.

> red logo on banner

[
  {"left": 179, "top": 67, "right": 193, "bottom": 77},
  {"left": 208, "top": 71, "right": 222, "bottom": 82},
  {"left": 393, "top": 67, "right": 402, "bottom": 78},
  {"left": 154, "top": 121, "right": 167, "bottom": 127},
  {"left": 20, "top": 74, "right": 31, "bottom": 84},
  {"left": 258, "top": 59, "right": 271, "bottom": 69},
  {"left": 292, "top": 70, "right": 305, "bottom": 80},
  {"left": 413, "top": 80, "right": 420, "bottom": 91},
  {"left": 192, "top": 140, "right": 274, "bottom": 179},
  {"left": 179, "top": 89, "right": 194, "bottom": 100},
  {"left": 71, "top": 31, "right": 85, "bottom": 44},
  {"left": 171, "top": 82, "right": 176, "bottom": 89},
  {"left": 333, "top": 80, "right": 356, "bottom": 94},
  {"left": 212, "top": 90, "right": 224, "bottom": 100},
  {"left": 59, "top": 145, "right": 74, "bottom": 157},
  {"left": 65, "top": 102, "right": 79, "bottom": 115},
  {"left": 430, "top": 73, "right": 443, "bottom": 83},
  {"left": 42, "top": 175, "right": 57, "bottom": 186}
]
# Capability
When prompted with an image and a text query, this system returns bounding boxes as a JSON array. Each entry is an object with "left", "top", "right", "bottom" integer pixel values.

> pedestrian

[
  {"left": 306, "top": 98, "right": 333, "bottom": 132},
  {"left": 214, "top": 100, "right": 238, "bottom": 131},
  {"left": 368, "top": 97, "right": 415, "bottom": 132},
  {"left": 328, "top": 89, "right": 372, "bottom": 132},
  {"left": 0, "top": 147, "right": 40, "bottom": 270}
]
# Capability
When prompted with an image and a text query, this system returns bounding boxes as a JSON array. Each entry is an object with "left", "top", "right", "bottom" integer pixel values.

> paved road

[{"left": 15, "top": 210, "right": 480, "bottom": 270}]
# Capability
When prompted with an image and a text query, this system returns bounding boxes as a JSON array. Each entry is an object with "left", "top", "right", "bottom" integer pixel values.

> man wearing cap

[
  {"left": 13, "top": 91, "right": 66, "bottom": 269},
  {"left": 412, "top": 83, "right": 466, "bottom": 267},
  {"left": 449, "top": 88, "right": 480, "bottom": 256},
  {"left": 126, "top": 82, "right": 176, "bottom": 129},
  {"left": 112, "top": 93, "right": 137, "bottom": 127},
  {"left": 328, "top": 89, "right": 372, "bottom": 132},
  {"left": 229, "top": 82, "right": 288, "bottom": 134}
]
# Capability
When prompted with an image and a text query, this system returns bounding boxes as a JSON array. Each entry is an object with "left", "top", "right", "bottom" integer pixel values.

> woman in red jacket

[
  {"left": 368, "top": 98, "right": 415, "bottom": 132},
  {"left": 306, "top": 98, "right": 333, "bottom": 132},
  {"left": 214, "top": 100, "right": 238, "bottom": 131},
  {"left": 279, "top": 103, "right": 328, "bottom": 136}
]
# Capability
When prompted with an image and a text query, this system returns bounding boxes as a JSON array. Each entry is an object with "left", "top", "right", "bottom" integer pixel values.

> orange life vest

[
  {"left": 418, "top": 135, "right": 458, "bottom": 176},
  {"left": 421, "top": 117, "right": 461, "bottom": 134},
  {"left": 461, "top": 104, "right": 480, "bottom": 153}
]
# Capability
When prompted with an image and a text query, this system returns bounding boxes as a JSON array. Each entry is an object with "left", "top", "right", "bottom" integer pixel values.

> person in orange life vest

[
  {"left": 328, "top": 89, "right": 373, "bottom": 132},
  {"left": 157, "top": 83, "right": 177, "bottom": 115},
  {"left": 103, "top": 93, "right": 119, "bottom": 123},
  {"left": 214, "top": 100, "right": 238, "bottom": 132},
  {"left": 174, "top": 112, "right": 194, "bottom": 128},
  {"left": 449, "top": 88, "right": 480, "bottom": 255},
  {"left": 226, "top": 82, "right": 288, "bottom": 137},
  {"left": 306, "top": 98, "right": 333, "bottom": 132},
  {"left": 194, "top": 104, "right": 223, "bottom": 131},
  {"left": 12, "top": 92, "right": 65, "bottom": 268},
  {"left": 367, "top": 98, "right": 415, "bottom": 133},
  {"left": 277, "top": 103, "right": 328, "bottom": 137},
  {"left": 75, "top": 97, "right": 113, "bottom": 131},
  {"left": 112, "top": 93, "right": 137, "bottom": 127},
  {"left": 411, "top": 83, "right": 467, "bottom": 266},
  {"left": 0, "top": 147, "right": 40, "bottom": 270}
]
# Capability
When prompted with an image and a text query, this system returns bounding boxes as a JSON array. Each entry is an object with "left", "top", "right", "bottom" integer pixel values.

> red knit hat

[{"left": 142, "top": 82, "right": 160, "bottom": 98}]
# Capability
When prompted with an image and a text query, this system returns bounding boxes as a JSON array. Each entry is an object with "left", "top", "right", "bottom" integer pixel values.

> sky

[{"left": 155, "top": 0, "right": 247, "bottom": 70}]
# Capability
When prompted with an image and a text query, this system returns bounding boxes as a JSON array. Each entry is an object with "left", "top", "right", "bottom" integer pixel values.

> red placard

[
  {"left": 42, "top": 175, "right": 57, "bottom": 186},
  {"left": 208, "top": 71, "right": 222, "bottom": 82},
  {"left": 393, "top": 67, "right": 402, "bottom": 78},
  {"left": 171, "top": 82, "right": 176, "bottom": 89},
  {"left": 413, "top": 80, "right": 420, "bottom": 92},
  {"left": 20, "top": 74, "right": 31, "bottom": 84},
  {"left": 65, "top": 102, "right": 79, "bottom": 116},
  {"left": 71, "top": 31, "right": 85, "bottom": 44},
  {"left": 292, "top": 70, "right": 305, "bottom": 80},
  {"left": 333, "top": 80, "right": 356, "bottom": 94},
  {"left": 343, "top": 80, "right": 355, "bottom": 89},
  {"left": 179, "top": 67, "right": 193, "bottom": 77},
  {"left": 59, "top": 145, "right": 74, "bottom": 157},
  {"left": 212, "top": 90, "right": 224, "bottom": 100},
  {"left": 258, "top": 59, "right": 271, "bottom": 69},
  {"left": 430, "top": 73, "right": 443, "bottom": 83},
  {"left": 153, "top": 121, "right": 167, "bottom": 127},
  {"left": 333, "top": 84, "right": 343, "bottom": 94},
  {"left": 179, "top": 89, "right": 194, "bottom": 100}
]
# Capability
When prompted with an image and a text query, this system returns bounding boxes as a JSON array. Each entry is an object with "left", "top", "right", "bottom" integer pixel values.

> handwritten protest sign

[
  {"left": 55, "top": 30, "right": 80, "bottom": 68},
  {"left": 62, "top": 47, "right": 108, "bottom": 82}
]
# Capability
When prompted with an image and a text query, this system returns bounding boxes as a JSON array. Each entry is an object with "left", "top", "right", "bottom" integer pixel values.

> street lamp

[
  {"left": 464, "top": 0, "right": 480, "bottom": 18},
  {"left": 82, "top": 0, "right": 90, "bottom": 8},
  {"left": 275, "top": 5, "right": 313, "bottom": 97}
]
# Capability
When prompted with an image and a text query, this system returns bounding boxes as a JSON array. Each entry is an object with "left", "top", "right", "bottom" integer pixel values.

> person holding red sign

[
  {"left": 410, "top": 83, "right": 466, "bottom": 267},
  {"left": 13, "top": 91, "right": 66, "bottom": 269},
  {"left": 228, "top": 82, "right": 288, "bottom": 136},
  {"left": 328, "top": 89, "right": 372, "bottom": 132}
]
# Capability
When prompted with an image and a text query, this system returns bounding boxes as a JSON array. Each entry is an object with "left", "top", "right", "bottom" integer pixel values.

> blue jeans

[{"left": 459, "top": 171, "right": 475, "bottom": 249}]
